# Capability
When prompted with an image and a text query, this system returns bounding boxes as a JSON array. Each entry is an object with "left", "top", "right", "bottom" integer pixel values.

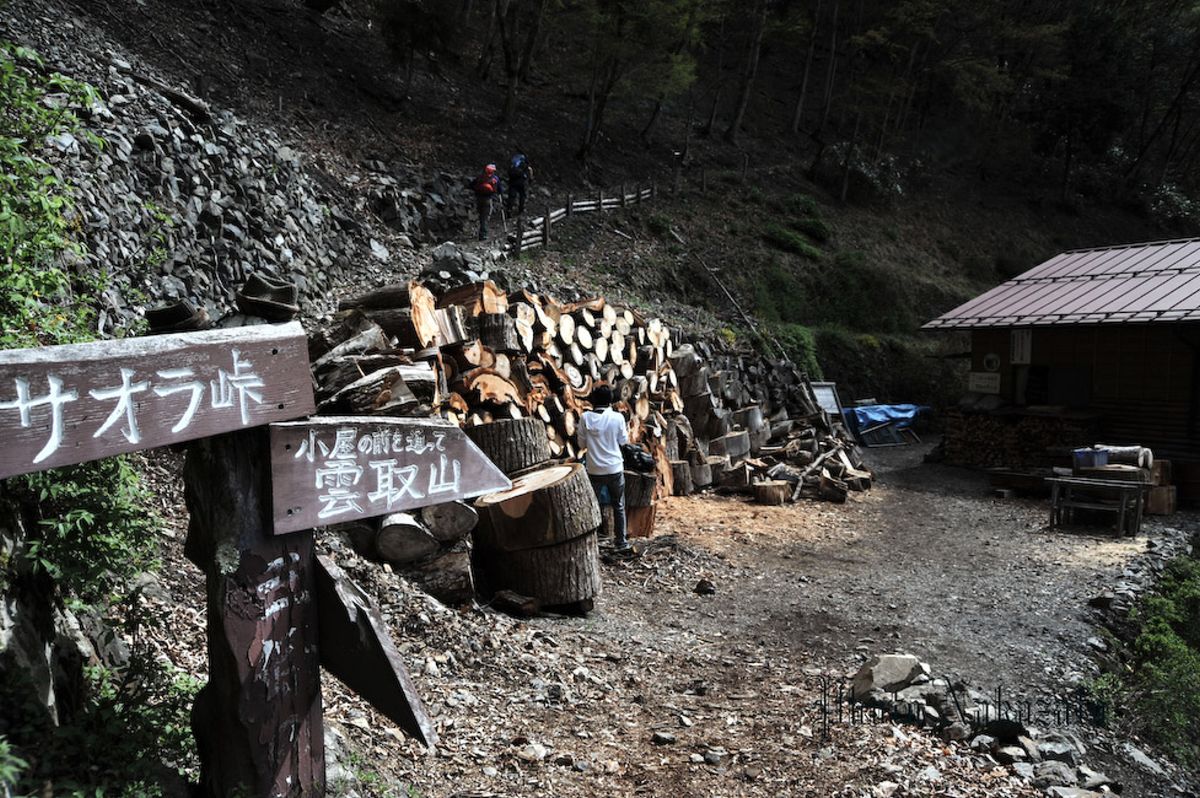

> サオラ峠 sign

[{"left": 0, "top": 322, "right": 314, "bottom": 479}]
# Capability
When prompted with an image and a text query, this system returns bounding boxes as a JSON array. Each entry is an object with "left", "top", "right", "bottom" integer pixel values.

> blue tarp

[{"left": 842, "top": 404, "right": 927, "bottom": 437}]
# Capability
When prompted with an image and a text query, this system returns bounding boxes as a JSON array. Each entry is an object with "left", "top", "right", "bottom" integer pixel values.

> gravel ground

[{"left": 135, "top": 439, "right": 1198, "bottom": 796}]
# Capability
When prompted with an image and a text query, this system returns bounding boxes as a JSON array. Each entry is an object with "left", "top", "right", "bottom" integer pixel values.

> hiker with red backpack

[
  {"left": 471, "top": 163, "right": 502, "bottom": 241},
  {"left": 505, "top": 153, "right": 533, "bottom": 216}
]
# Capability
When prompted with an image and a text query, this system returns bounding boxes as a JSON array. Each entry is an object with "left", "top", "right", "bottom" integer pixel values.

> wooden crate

[{"left": 1147, "top": 485, "right": 1177, "bottom": 516}]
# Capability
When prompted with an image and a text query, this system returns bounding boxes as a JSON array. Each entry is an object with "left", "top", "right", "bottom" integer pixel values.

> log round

[
  {"left": 420, "top": 501, "right": 480, "bottom": 544},
  {"left": 464, "top": 417, "right": 552, "bottom": 475},
  {"left": 690, "top": 461, "right": 713, "bottom": 489},
  {"left": 403, "top": 539, "right": 474, "bottom": 605},
  {"left": 473, "top": 463, "right": 602, "bottom": 552},
  {"left": 477, "top": 532, "right": 601, "bottom": 606},
  {"left": 753, "top": 480, "right": 791, "bottom": 505},
  {"left": 624, "top": 470, "right": 658, "bottom": 508},
  {"left": 376, "top": 513, "right": 440, "bottom": 564},
  {"left": 670, "top": 460, "right": 694, "bottom": 495}
]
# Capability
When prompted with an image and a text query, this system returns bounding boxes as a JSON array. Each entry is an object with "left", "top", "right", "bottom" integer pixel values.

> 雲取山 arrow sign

[{"left": 268, "top": 416, "right": 511, "bottom": 535}]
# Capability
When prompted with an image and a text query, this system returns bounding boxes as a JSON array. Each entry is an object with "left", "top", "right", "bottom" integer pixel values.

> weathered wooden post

[
  {"left": 544, "top": 206, "right": 552, "bottom": 245},
  {"left": 185, "top": 428, "right": 324, "bottom": 797},
  {"left": 620, "top": 183, "right": 627, "bottom": 207},
  {"left": 636, "top": 183, "right": 643, "bottom": 205},
  {"left": 566, "top": 193, "right": 573, "bottom": 216},
  {"left": 741, "top": 152, "right": 750, "bottom": 183},
  {"left": 672, "top": 150, "right": 683, "bottom": 194},
  {"left": 597, "top": 187, "right": 604, "bottom": 212}
]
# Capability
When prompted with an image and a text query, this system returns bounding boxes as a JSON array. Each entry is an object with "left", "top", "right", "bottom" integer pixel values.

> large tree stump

[
  {"left": 464, "top": 417, "right": 551, "bottom": 475},
  {"left": 184, "top": 429, "right": 324, "bottom": 797},
  {"left": 690, "top": 461, "right": 713, "bottom": 489},
  {"left": 473, "top": 463, "right": 601, "bottom": 551},
  {"left": 478, "top": 532, "right": 602, "bottom": 606}
]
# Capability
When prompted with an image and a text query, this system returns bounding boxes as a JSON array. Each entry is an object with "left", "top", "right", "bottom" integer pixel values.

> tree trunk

[
  {"left": 517, "top": 0, "right": 549, "bottom": 83},
  {"left": 790, "top": 0, "right": 822, "bottom": 134},
  {"left": 402, "top": 539, "right": 475, "bottom": 605},
  {"left": 818, "top": 0, "right": 840, "bottom": 134},
  {"left": 724, "top": 0, "right": 767, "bottom": 144},
  {"left": 624, "top": 470, "right": 658, "bottom": 508},
  {"left": 670, "top": 460, "right": 694, "bottom": 495}
]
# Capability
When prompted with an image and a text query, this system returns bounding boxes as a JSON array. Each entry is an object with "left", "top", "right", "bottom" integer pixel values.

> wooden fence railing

[{"left": 508, "top": 183, "right": 656, "bottom": 255}]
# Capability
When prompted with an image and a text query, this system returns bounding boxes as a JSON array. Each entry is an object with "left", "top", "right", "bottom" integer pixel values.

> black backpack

[{"left": 621, "top": 444, "right": 655, "bottom": 473}]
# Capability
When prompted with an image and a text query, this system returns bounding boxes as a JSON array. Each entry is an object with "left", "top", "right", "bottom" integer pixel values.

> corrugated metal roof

[{"left": 923, "top": 237, "right": 1200, "bottom": 329}]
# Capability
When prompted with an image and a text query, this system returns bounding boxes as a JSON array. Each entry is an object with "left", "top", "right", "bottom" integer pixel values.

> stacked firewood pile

[
  {"left": 305, "top": 270, "right": 869, "bottom": 608},
  {"left": 941, "top": 409, "right": 1098, "bottom": 468}
]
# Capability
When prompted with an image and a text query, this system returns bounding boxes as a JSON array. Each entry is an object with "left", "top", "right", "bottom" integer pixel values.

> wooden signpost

[
  {"left": 268, "top": 416, "right": 511, "bottom": 535},
  {"left": 0, "top": 323, "right": 314, "bottom": 478},
  {"left": 0, "top": 321, "right": 518, "bottom": 797}
]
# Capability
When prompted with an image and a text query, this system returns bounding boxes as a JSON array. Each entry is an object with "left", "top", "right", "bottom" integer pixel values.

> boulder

[
  {"left": 1077, "top": 765, "right": 1111, "bottom": 790},
  {"left": 851, "top": 654, "right": 927, "bottom": 699},
  {"left": 1032, "top": 760, "right": 1078, "bottom": 789},
  {"left": 1045, "top": 789, "right": 1102, "bottom": 798},
  {"left": 1038, "top": 740, "right": 1078, "bottom": 766}
]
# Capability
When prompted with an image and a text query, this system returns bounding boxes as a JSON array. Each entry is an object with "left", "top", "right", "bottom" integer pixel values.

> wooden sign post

[
  {"left": 185, "top": 427, "right": 324, "bottom": 796},
  {"left": 0, "top": 326, "right": 517, "bottom": 797}
]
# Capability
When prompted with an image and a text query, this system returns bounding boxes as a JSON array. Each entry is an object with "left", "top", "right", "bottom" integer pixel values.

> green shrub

[
  {"left": 782, "top": 193, "right": 818, "bottom": 216},
  {"left": 3, "top": 594, "right": 201, "bottom": 795},
  {"left": 0, "top": 42, "right": 104, "bottom": 349},
  {"left": 763, "top": 223, "right": 822, "bottom": 259},
  {"left": 1122, "top": 555, "right": 1200, "bottom": 768},
  {"left": 793, "top": 216, "right": 831, "bottom": 243},
  {"left": 14, "top": 457, "right": 158, "bottom": 605},
  {"left": 768, "top": 323, "right": 822, "bottom": 379},
  {"left": 646, "top": 213, "right": 671, "bottom": 237}
]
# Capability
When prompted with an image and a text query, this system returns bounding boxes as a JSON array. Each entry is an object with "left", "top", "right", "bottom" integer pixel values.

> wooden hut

[{"left": 924, "top": 237, "right": 1200, "bottom": 499}]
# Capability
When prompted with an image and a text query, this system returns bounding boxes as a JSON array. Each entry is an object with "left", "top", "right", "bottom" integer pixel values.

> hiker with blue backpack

[
  {"left": 506, "top": 153, "right": 533, "bottom": 216},
  {"left": 471, "top": 163, "right": 502, "bottom": 241}
]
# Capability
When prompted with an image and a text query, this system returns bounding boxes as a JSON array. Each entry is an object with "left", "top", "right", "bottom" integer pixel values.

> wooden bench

[{"left": 1046, "top": 476, "right": 1147, "bottom": 537}]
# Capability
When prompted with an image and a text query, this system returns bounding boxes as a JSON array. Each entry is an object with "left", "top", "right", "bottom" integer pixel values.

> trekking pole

[{"left": 499, "top": 200, "right": 508, "bottom": 237}]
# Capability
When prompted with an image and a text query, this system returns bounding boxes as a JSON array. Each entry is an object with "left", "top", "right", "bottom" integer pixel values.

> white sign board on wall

[{"left": 968, "top": 372, "right": 1002, "bottom": 394}]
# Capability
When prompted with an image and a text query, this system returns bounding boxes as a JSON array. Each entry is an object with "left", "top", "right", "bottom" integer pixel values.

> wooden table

[{"left": 1046, "top": 476, "right": 1147, "bottom": 537}]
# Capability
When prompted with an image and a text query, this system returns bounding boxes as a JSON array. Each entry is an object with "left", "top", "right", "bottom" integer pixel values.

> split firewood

[{"left": 437, "top": 280, "right": 508, "bottom": 315}]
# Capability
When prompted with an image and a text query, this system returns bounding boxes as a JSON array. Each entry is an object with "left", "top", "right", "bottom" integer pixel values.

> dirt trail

[
  {"left": 142, "top": 442, "right": 1188, "bottom": 795},
  {"left": 590, "top": 442, "right": 1153, "bottom": 693}
]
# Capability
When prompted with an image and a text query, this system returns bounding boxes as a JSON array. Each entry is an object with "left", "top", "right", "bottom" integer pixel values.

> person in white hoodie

[{"left": 579, "top": 384, "right": 630, "bottom": 553}]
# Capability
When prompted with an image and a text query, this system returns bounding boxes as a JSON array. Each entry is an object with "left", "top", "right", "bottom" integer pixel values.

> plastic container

[{"left": 1072, "top": 447, "right": 1109, "bottom": 470}]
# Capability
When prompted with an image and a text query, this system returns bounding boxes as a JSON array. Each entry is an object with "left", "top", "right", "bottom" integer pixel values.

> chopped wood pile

[
  {"left": 940, "top": 409, "right": 1099, "bottom": 468},
  {"left": 306, "top": 258, "right": 871, "bottom": 608}
]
